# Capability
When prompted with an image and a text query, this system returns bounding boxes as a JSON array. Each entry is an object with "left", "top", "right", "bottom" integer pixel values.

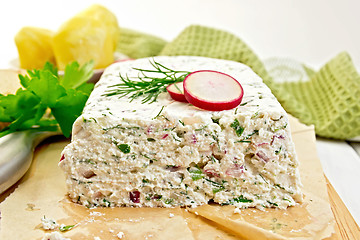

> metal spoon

[{"left": 0, "top": 131, "right": 58, "bottom": 194}]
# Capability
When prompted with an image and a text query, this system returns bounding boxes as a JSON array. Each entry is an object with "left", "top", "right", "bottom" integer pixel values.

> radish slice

[
  {"left": 183, "top": 70, "right": 244, "bottom": 111},
  {"left": 166, "top": 82, "right": 188, "bottom": 102}
]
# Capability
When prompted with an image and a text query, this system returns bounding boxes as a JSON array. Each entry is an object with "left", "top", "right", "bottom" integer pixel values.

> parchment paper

[
  {"left": 0, "top": 116, "right": 336, "bottom": 240},
  {"left": 0, "top": 69, "right": 23, "bottom": 94}
]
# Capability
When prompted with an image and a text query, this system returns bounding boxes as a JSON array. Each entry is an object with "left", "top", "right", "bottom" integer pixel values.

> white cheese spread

[
  {"left": 60, "top": 56, "right": 302, "bottom": 209},
  {"left": 117, "top": 232, "right": 125, "bottom": 239},
  {"left": 41, "top": 216, "right": 59, "bottom": 230},
  {"left": 42, "top": 232, "right": 70, "bottom": 240}
]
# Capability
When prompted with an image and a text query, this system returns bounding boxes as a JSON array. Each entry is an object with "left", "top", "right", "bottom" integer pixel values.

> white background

[
  {"left": 1, "top": 0, "right": 360, "bottom": 70},
  {"left": 1, "top": 0, "right": 359, "bottom": 227}
]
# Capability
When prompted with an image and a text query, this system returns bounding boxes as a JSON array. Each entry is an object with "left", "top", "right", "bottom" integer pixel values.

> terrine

[{"left": 59, "top": 56, "right": 302, "bottom": 209}]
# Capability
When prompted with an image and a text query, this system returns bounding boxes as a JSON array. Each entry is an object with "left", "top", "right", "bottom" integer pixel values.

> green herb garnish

[
  {"left": 251, "top": 111, "right": 259, "bottom": 119},
  {"left": 221, "top": 195, "right": 253, "bottom": 205},
  {"left": 259, "top": 174, "right": 269, "bottom": 184},
  {"left": 153, "top": 105, "right": 164, "bottom": 119},
  {"left": 188, "top": 166, "right": 204, "bottom": 181},
  {"left": 236, "top": 129, "right": 259, "bottom": 143},
  {"left": 103, "top": 198, "right": 111, "bottom": 207},
  {"left": 59, "top": 224, "right": 75, "bottom": 232},
  {"left": 140, "top": 153, "right": 158, "bottom": 162},
  {"left": 211, "top": 117, "right": 220, "bottom": 125},
  {"left": 195, "top": 125, "right": 207, "bottom": 131},
  {"left": 211, "top": 131, "right": 221, "bottom": 151},
  {"left": 235, "top": 140, "right": 251, "bottom": 143},
  {"left": 240, "top": 100, "right": 252, "bottom": 106},
  {"left": 204, "top": 178, "right": 225, "bottom": 193},
  {"left": 104, "top": 59, "right": 190, "bottom": 103},
  {"left": 267, "top": 200, "right": 279, "bottom": 207},
  {"left": 232, "top": 195, "right": 253, "bottom": 203},
  {"left": 118, "top": 144, "right": 131, "bottom": 153},
  {"left": 274, "top": 123, "right": 288, "bottom": 132},
  {"left": 0, "top": 61, "right": 94, "bottom": 138},
  {"left": 209, "top": 155, "right": 218, "bottom": 163},
  {"left": 230, "top": 119, "right": 244, "bottom": 137},
  {"left": 275, "top": 146, "right": 282, "bottom": 155},
  {"left": 165, "top": 198, "right": 174, "bottom": 205},
  {"left": 275, "top": 184, "right": 286, "bottom": 190}
]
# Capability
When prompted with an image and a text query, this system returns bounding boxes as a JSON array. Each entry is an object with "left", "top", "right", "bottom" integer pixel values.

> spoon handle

[{"left": 0, "top": 131, "right": 57, "bottom": 194}]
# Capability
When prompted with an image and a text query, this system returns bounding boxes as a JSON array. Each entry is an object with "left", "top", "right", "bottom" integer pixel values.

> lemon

[
  {"left": 52, "top": 4, "right": 120, "bottom": 70},
  {"left": 14, "top": 27, "right": 56, "bottom": 69}
]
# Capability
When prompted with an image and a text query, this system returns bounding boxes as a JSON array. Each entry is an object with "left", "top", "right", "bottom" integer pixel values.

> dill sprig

[{"left": 104, "top": 59, "right": 190, "bottom": 103}]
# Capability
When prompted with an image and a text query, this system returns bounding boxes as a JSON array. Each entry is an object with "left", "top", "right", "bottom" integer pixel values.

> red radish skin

[
  {"left": 166, "top": 82, "right": 188, "bottom": 102},
  {"left": 183, "top": 70, "right": 244, "bottom": 111}
]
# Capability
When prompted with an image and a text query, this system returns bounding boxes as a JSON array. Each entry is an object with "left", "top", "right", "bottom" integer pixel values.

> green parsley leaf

[
  {"left": 43, "top": 61, "right": 59, "bottom": 76},
  {"left": 60, "top": 60, "right": 94, "bottom": 89},
  {"left": 51, "top": 89, "right": 90, "bottom": 137},
  {"left": 27, "top": 70, "right": 67, "bottom": 108},
  {"left": 0, "top": 90, "right": 39, "bottom": 122},
  {"left": 0, "top": 61, "right": 94, "bottom": 138}
]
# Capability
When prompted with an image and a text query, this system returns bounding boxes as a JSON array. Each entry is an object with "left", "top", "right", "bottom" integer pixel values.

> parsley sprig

[
  {"left": 104, "top": 59, "right": 190, "bottom": 103},
  {"left": 0, "top": 61, "right": 95, "bottom": 138}
]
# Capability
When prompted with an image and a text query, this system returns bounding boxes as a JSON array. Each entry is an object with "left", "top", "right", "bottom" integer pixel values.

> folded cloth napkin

[
  {"left": 118, "top": 25, "right": 360, "bottom": 140},
  {"left": 264, "top": 52, "right": 360, "bottom": 140},
  {"left": 117, "top": 28, "right": 167, "bottom": 59}
]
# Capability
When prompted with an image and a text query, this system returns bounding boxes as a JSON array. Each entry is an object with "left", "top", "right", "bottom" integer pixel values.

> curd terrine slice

[{"left": 59, "top": 56, "right": 302, "bottom": 209}]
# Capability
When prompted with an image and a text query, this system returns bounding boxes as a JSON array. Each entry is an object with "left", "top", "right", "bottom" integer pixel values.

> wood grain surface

[{"left": 326, "top": 176, "right": 360, "bottom": 240}]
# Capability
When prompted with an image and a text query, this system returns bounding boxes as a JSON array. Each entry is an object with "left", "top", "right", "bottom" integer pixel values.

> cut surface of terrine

[{"left": 60, "top": 56, "right": 302, "bottom": 209}]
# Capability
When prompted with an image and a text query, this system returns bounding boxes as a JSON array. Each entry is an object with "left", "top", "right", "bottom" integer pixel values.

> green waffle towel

[
  {"left": 117, "top": 28, "right": 167, "bottom": 59},
  {"left": 118, "top": 25, "right": 360, "bottom": 140}
]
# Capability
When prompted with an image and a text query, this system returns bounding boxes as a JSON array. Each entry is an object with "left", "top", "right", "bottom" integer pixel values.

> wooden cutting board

[{"left": 325, "top": 177, "right": 360, "bottom": 239}]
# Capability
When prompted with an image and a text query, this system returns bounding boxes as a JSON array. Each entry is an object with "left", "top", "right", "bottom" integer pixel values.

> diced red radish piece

[
  {"left": 183, "top": 70, "right": 244, "bottom": 111},
  {"left": 129, "top": 191, "right": 141, "bottom": 203},
  {"left": 166, "top": 82, "right": 187, "bottom": 102},
  {"left": 204, "top": 169, "right": 220, "bottom": 178},
  {"left": 256, "top": 150, "right": 270, "bottom": 162},
  {"left": 270, "top": 134, "right": 285, "bottom": 145},
  {"left": 225, "top": 164, "right": 244, "bottom": 177},
  {"left": 166, "top": 165, "right": 181, "bottom": 172}
]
